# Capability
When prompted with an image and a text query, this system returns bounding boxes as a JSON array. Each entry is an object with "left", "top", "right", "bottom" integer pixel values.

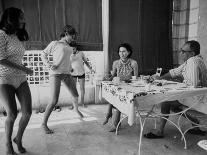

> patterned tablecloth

[{"left": 101, "top": 80, "right": 207, "bottom": 126}]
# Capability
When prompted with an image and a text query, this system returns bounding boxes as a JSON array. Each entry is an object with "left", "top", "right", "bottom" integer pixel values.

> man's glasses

[{"left": 180, "top": 49, "right": 193, "bottom": 54}]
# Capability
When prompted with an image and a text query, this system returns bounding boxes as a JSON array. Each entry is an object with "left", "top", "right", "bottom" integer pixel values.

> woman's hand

[
  {"left": 49, "top": 64, "right": 58, "bottom": 70},
  {"left": 90, "top": 68, "right": 95, "bottom": 74},
  {"left": 103, "top": 75, "right": 110, "bottom": 81}
]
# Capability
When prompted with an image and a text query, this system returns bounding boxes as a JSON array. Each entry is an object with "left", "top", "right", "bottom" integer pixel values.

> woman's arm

[
  {"left": 108, "top": 61, "right": 117, "bottom": 81},
  {"left": 160, "top": 72, "right": 172, "bottom": 80},
  {"left": 102, "top": 61, "right": 117, "bottom": 81},
  {"left": 132, "top": 60, "right": 138, "bottom": 77},
  {"left": 84, "top": 60, "right": 93, "bottom": 72},
  {"left": 0, "top": 59, "right": 33, "bottom": 74},
  {"left": 82, "top": 53, "right": 93, "bottom": 72},
  {"left": 41, "top": 51, "right": 52, "bottom": 68},
  {"left": 41, "top": 41, "right": 55, "bottom": 68}
]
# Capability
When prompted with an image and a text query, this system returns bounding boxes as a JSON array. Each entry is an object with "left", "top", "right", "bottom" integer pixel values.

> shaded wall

[
  {"left": 109, "top": 0, "right": 173, "bottom": 74},
  {"left": 1, "top": 0, "right": 102, "bottom": 51},
  {"left": 198, "top": 0, "right": 207, "bottom": 63},
  {"left": 109, "top": 0, "right": 141, "bottom": 72},
  {"left": 140, "top": 0, "right": 173, "bottom": 73}
]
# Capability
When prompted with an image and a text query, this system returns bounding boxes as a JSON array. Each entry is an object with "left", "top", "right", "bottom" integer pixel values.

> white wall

[{"left": 0, "top": 50, "right": 105, "bottom": 111}]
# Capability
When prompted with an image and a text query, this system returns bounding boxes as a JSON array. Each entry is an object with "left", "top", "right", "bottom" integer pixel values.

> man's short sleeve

[
  {"left": 185, "top": 57, "right": 200, "bottom": 86},
  {"left": 169, "top": 63, "right": 185, "bottom": 78}
]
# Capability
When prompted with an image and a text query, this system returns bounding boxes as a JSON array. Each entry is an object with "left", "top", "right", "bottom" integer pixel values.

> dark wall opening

[
  {"left": 109, "top": 0, "right": 173, "bottom": 74},
  {"left": 0, "top": 0, "right": 102, "bottom": 51}
]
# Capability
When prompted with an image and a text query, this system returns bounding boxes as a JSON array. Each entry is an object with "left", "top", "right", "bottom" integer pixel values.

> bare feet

[
  {"left": 13, "top": 137, "right": 26, "bottom": 153},
  {"left": 6, "top": 151, "right": 18, "bottom": 155},
  {"left": 103, "top": 114, "right": 112, "bottom": 125},
  {"left": 41, "top": 125, "right": 54, "bottom": 134},
  {"left": 108, "top": 127, "right": 116, "bottom": 132},
  {"left": 68, "top": 105, "right": 74, "bottom": 110},
  {"left": 6, "top": 141, "right": 18, "bottom": 155},
  {"left": 76, "top": 110, "right": 84, "bottom": 118},
  {"left": 102, "top": 117, "right": 109, "bottom": 125},
  {"left": 108, "top": 124, "right": 122, "bottom": 132},
  {"left": 82, "top": 104, "right": 87, "bottom": 108},
  {"left": 143, "top": 129, "right": 164, "bottom": 139}
]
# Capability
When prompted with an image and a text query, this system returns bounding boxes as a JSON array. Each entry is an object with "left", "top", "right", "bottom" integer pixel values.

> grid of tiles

[
  {"left": 23, "top": 50, "right": 97, "bottom": 85},
  {"left": 22, "top": 50, "right": 52, "bottom": 85}
]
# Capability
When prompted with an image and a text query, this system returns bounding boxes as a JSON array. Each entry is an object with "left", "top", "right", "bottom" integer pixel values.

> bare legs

[
  {"left": 109, "top": 110, "right": 121, "bottom": 132},
  {"left": 0, "top": 81, "right": 32, "bottom": 154},
  {"left": 78, "top": 78, "right": 86, "bottom": 107},
  {"left": 72, "top": 77, "right": 86, "bottom": 108},
  {"left": 42, "top": 74, "right": 83, "bottom": 134},
  {"left": 14, "top": 82, "right": 32, "bottom": 153},
  {"left": 144, "top": 100, "right": 204, "bottom": 139},
  {"left": 102, "top": 104, "right": 113, "bottom": 125},
  {"left": 156, "top": 100, "right": 201, "bottom": 135},
  {"left": 156, "top": 101, "right": 173, "bottom": 135},
  {"left": 102, "top": 104, "right": 121, "bottom": 132},
  {"left": 147, "top": 101, "right": 182, "bottom": 136},
  {"left": 0, "top": 85, "right": 18, "bottom": 155},
  {"left": 42, "top": 75, "right": 61, "bottom": 134},
  {"left": 63, "top": 75, "right": 83, "bottom": 117}
]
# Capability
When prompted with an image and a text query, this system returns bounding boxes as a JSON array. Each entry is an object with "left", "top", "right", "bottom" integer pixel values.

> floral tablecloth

[{"left": 101, "top": 80, "right": 207, "bottom": 125}]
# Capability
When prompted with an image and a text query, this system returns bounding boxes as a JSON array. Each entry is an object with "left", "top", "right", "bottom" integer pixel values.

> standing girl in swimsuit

[
  {"left": 0, "top": 7, "right": 33, "bottom": 155},
  {"left": 70, "top": 41, "right": 93, "bottom": 108}
]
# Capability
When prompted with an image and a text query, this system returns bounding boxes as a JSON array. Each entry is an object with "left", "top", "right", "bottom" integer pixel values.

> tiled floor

[{"left": 0, "top": 104, "right": 207, "bottom": 155}]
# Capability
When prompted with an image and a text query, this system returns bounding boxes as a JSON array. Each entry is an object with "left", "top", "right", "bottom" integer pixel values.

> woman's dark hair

[
  {"left": 60, "top": 25, "right": 77, "bottom": 38},
  {"left": 69, "top": 41, "right": 80, "bottom": 50},
  {"left": 186, "top": 40, "right": 200, "bottom": 56},
  {"left": 117, "top": 43, "right": 133, "bottom": 58},
  {"left": 0, "top": 7, "right": 29, "bottom": 41}
]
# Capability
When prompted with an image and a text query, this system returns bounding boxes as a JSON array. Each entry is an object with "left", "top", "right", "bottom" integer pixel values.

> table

[{"left": 101, "top": 80, "right": 207, "bottom": 155}]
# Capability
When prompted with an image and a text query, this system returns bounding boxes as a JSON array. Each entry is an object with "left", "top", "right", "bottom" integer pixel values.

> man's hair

[
  {"left": 69, "top": 41, "right": 77, "bottom": 47},
  {"left": 60, "top": 25, "right": 77, "bottom": 38},
  {"left": 69, "top": 41, "right": 80, "bottom": 50},
  {"left": 186, "top": 40, "right": 200, "bottom": 56}
]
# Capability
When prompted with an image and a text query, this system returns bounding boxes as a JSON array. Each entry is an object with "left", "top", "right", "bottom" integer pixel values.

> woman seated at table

[{"left": 102, "top": 43, "right": 138, "bottom": 132}]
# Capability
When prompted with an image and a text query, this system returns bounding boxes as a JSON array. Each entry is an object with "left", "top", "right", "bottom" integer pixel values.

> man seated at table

[{"left": 144, "top": 40, "right": 207, "bottom": 139}]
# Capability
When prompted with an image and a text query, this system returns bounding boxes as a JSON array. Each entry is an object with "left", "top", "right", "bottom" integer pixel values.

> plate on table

[
  {"left": 175, "top": 88, "right": 187, "bottom": 90},
  {"left": 176, "top": 83, "right": 188, "bottom": 88},
  {"left": 166, "top": 81, "right": 179, "bottom": 84},
  {"left": 154, "top": 80, "right": 179, "bottom": 85},
  {"left": 130, "top": 79, "right": 138, "bottom": 82},
  {"left": 129, "top": 82, "right": 145, "bottom": 87}
]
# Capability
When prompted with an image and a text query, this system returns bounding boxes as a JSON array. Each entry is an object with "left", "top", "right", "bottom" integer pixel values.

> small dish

[
  {"left": 129, "top": 83, "right": 145, "bottom": 87},
  {"left": 175, "top": 88, "right": 187, "bottom": 90}
]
